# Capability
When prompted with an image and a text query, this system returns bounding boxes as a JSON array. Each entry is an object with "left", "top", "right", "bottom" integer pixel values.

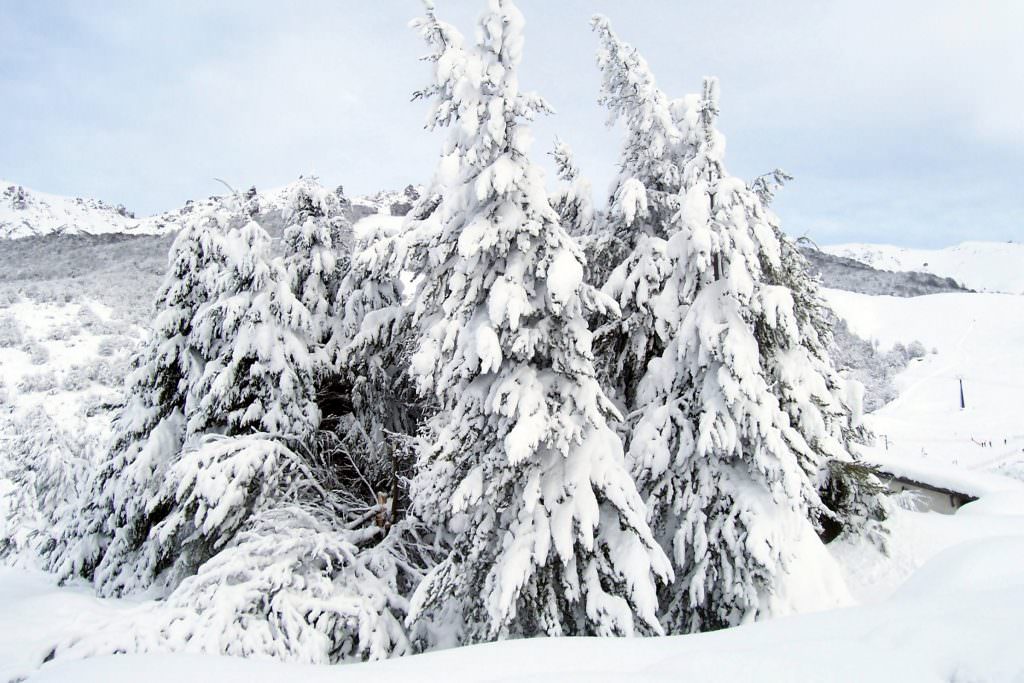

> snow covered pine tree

[
  {"left": 749, "top": 173, "right": 888, "bottom": 543},
  {"left": 281, "top": 177, "right": 347, "bottom": 357},
  {"left": 548, "top": 137, "right": 595, "bottom": 240},
  {"left": 588, "top": 15, "right": 700, "bottom": 412},
  {"left": 185, "top": 216, "right": 321, "bottom": 444},
  {"left": 33, "top": 191, "right": 416, "bottom": 664},
  {"left": 629, "top": 78, "right": 858, "bottom": 633},
  {"left": 46, "top": 203, "right": 233, "bottom": 593},
  {"left": 403, "top": 0, "right": 671, "bottom": 645}
]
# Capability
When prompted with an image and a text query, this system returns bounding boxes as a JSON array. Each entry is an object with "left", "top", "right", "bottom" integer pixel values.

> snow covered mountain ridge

[
  {"left": 1, "top": 180, "right": 157, "bottom": 239},
  {"left": 823, "top": 241, "right": 1024, "bottom": 295},
  {"left": 0, "top": 179, "right": 421, "bottom": 240}
]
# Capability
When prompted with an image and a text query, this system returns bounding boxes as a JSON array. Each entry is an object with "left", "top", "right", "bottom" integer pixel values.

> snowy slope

[
  {"left": 823, "top": 242, "right": 1024, "bottom": 295},
  {"left": 824, "top": 289, "right": 1024, "bottom": 482}
]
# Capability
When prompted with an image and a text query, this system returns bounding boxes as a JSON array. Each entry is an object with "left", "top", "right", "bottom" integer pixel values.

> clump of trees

[{"left": 0, "top": 0, "right": 887, "bottom": 666}]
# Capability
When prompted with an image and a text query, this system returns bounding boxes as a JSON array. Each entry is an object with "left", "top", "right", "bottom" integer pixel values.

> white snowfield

[
  {"left": 823, "top": 241, "right": 1024, "bottom": 295},
  {"left": 824, "top": 289, "right": 1024, "bottom": 483},
  {"left": 3, "top": 279, "right": 1024, "bottom": 681}
]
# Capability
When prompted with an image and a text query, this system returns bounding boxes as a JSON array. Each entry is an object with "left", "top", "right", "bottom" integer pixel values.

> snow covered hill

[
  {"left": 802, "top": 247, "right": 970, "bottom": 297},
  {"left": 1, "top": 181, "right": 157, "bottom": 240},
  {"left": 0, "top": 179, "right": 421, "bottom": 240},
  {"left": 823, "top": 242, "right": 1024, "bottom": 295}
]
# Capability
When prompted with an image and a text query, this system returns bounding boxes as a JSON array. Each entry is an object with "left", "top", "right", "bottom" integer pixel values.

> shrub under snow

[{"left": 47, "top": 507, "right": 411, "bottom": 665}]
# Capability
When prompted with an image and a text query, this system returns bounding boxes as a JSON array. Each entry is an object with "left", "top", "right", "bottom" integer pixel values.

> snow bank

[
  {"left": 8, "top": 497, "right": 1023, "bottom": 682},
  {"left": 20, "top": 534, "right": 1024, "bottom": 681}
]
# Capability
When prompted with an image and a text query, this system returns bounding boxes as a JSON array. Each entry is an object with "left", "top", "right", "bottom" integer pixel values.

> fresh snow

[
  {"left": 6, "top": 502, "right": 1024, "bottom": 682},
  {"left": 823, "top": 241, "right": 1024, "bottom": 295}
]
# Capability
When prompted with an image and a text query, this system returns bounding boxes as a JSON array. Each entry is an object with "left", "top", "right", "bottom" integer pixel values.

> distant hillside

[
  {"left": 801, "top": 247, "right": 971, "bottom": 298},
  {"left": 823, "top": 241, "right": 1024, "bottom": 295},
  {"left": 1, "top": 179, "right": 421, "bottom": 241},
  {"left": 1, "top": 181, "right": 157, "bottom": 239}
]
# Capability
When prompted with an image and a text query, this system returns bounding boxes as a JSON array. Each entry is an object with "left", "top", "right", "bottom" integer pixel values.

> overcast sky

[{"left": 2, "top": 1, "right": 1021, "bottom": 247}]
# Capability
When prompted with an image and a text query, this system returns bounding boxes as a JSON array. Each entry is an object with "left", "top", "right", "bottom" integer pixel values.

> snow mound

[
  {"left": 823, "top": 241, "right": 1024, "bottom": 295},
  {"left": 957, "top": 492, "right": 1024, "bottom": 517},
  {"left": 896, "top": 534, "right": 1024, "bottom": 599},
  {"left": 18, "top": 508, "right": 1024, "bottom": 682}
]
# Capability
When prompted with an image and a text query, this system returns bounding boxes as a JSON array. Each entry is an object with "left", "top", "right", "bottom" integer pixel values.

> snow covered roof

[{"left": 865, "top": 451, "right": 1024, "bottom": 500}]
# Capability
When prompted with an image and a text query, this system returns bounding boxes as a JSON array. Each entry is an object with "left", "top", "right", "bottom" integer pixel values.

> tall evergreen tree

[
  {"left": 588, "top": 16, "right": 700, "bottom": 410},
  {"left": 752, "top": 186, "right": 888, "bottom": 541},
  {"left": 47, "top": 206, "right": 232, "bottom": 592},
  {"left": 629, "top": 79, "right": 852, "bottom": 633},
  {"left": 187, "top": 218, "right": 320, "bottom": 445},
  {"left": 281, "top": 177, "right": 346, "bottom": 354},
  {"left": 404, "top": 0, "right": 670, "bottom": 644}
]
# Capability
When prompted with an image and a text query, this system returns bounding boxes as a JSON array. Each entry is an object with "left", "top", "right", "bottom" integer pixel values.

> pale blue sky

[{"left": 1, "top": 1, "right": 1021, "bottom": 247}]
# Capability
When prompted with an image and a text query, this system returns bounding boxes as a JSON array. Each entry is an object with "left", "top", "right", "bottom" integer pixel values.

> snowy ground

[
  {"left": 5, "top": 502, "right": 1024, "bottom": 682},
  {"left": 2, "top": 285, "right": 1024, "bottom": 681},
  {"left": 0, "top": 299, "right": 136, "bottom": 427}
]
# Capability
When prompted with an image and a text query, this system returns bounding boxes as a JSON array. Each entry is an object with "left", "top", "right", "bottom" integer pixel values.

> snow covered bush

[
  {"left": 0, "top": 313, "right": 23, "bottom": 347},
  {"left": 21, "top": 338, "right": 50, "bottom": 365},
  {"left": 48, "top": 506, "right": 412, "bottom": 665},
  {"left": 401, "top": 1, "right": 670, "bottom": 645},
  {"left": 17, "top": 369, "right": 57, "bottom": 393},
  {"left": 96, "top": 334, "right": 135, "bottom": 357},
  {"left": 0, "top": 407, "right": 95, "bottom": 564},
  {"left": 76, "top": 304, "right": 118, "bottom": 334}
]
